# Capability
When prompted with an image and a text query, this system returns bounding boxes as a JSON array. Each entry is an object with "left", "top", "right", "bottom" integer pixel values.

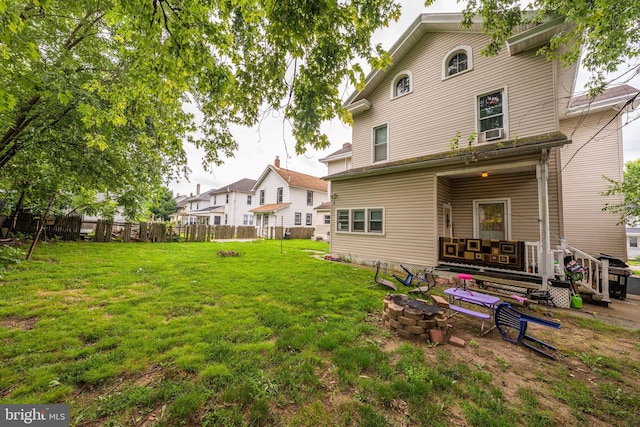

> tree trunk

[
  {"left": 9, "top": 189, "right": 26, "bottom": 234},
  {"left": 26, "top": 193, "right": 56, "bottom": 261}
]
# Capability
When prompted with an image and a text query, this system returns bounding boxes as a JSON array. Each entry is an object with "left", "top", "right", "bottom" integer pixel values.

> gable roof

[
  {"left": 254, "top": 164, "right": 328, "bottom": 193},
  {"left": 345, "top": 13, "right": 570, "bottom": 110},
  {"left": 210, "top": 178, "right": 257, "bottom": 194},
  {"left": 565, "top": 85, "right": 640, "bottom": 117},
  {"left": 250, "top": 203, "right": 291, "bottom": 213},
  {"left": 315, "top": 202, "right": 331, "bottom": 210},
  {"left": 319, "top": 143, "right": 352, "bottom": 163}
]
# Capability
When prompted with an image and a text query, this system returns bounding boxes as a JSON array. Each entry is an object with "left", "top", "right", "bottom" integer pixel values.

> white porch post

[{"left": 537, "top": 153, "right": 553, "bottom": 290}]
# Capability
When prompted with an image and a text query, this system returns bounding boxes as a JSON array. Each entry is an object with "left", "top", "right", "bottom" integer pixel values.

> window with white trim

[
  {"left": 373, "top": 124, "right": 388, "bottom": 163},
  {"left": 243, "top": 214, "right": 254, "bottom": 225},
  {"left": 307, "top": 190, "right": 313, "bottom": 206},
  {"left": 277, "top": 187, "right": 283, "bottom": 203},
  {"left": 295, "top": 212, "right": 302, "bottom": 225},
  {"left": 630, "top": 236, "right": 638, "bottom": 248},
  {"left": 247, "top": 195, "right": 252, "bottom": 205},
  {"left": 442, "top": 46, "right": 473, "bottom": 80},
  {"left": 323, "top": 215, "right": 330, "bottom": 225},
  {"left": 336, "top": 208, "right": 384, "bottom": 234},
  {"left": 478, "top": 90, "right": 505, "bottom": 133},
  {"left": 390, "top": 70, "right": 413, "bottom": 99},
  {"left": 259, "top": 190, "right": 265, "bottom": 205},
  {"left": 306, "top": 213, "right": 313, "bottom": 226}
]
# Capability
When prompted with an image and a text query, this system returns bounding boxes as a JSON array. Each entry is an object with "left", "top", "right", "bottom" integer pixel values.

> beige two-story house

[{"left": 324, "top": 13, "right": 638, "bottom": 300}]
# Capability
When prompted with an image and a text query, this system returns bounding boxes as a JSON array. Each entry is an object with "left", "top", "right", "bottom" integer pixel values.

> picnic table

[{"left": 444, "top": 287, "right": 501, "bottom": 335}]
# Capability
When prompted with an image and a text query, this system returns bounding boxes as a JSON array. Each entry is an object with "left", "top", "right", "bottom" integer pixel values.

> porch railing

[{"left": 562, "top": 242, "right": 610, "bottom": 302}]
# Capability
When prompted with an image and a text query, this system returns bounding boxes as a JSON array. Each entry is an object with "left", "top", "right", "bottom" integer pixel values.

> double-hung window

[
  {"left": 307, "top": 190, "right": 313, "bottom": 206},
  {"left": 478, "top": 90, "right": 504, "bottom": 133},
  {"left": 373, "top": 124, "right": 388, "bottom": 162},
  {"left": 295, "top": 212, "right": 302, "bottom": 225},
  {"left": 306, "top": 213, "right": 312, "bottom": 226},
  {"left": 247, "top": 195, "right": 252, "bottom": 205},
  {"left": 277, "top": 187, "right": 283, "bottom": 203},
  {"left": 259, "top": 190, "right": 265, "bottom": 205}
]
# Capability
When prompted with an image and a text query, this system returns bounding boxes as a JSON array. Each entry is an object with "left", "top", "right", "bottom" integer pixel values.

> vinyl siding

[
  {"left": 330, "top": 169, "right": 437, "bottom": 266},
  {"left": 351, "top": 32, "right": 556, "bottom": 169},
  {"left": 559, "top": 113, "right": 627, "bottom": 257},
  {"left": 448, "top": 170, "right": 542, "bottom": 242}
]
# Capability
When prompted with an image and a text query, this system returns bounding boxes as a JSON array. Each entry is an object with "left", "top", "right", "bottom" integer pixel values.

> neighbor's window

[
  {"left": 259, "top": 190, "right": 265, "bottom": 205},
  {"left": 306, "top": 213, "right": 313, "bottom": 226},
  {"left": 247, "top": 195, "right": 252, "bottom": 205},
  {"left": 478, "top": 90, "right": 504, "bottom": 132},
  {"left": 295, "top": 212, "right": 302, "bottom": 225},
  {"left": 324, "top": 215, "right": 330, "bottom": 225},
  {"left": 307, "top": 190, "right": 313, "bottom": 206},
  {"left": 277, "top": 187, "right": 283, "bottom": 203},
  {"left": 630, "top": 236, "right": 638, "bottom": 248},
  {"left": 373, "top": 124, "right": 388, "bottom": 162},
  {"left": 225, "top": 194, "right": 229, "bottom": 204}
]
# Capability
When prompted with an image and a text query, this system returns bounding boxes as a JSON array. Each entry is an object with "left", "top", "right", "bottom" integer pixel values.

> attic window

[
  {"left": 443, "top": 46, "right": 473, "bottom": 80},
  {"left": 390, "top": 70, "right": 413, "bottom": 99}
]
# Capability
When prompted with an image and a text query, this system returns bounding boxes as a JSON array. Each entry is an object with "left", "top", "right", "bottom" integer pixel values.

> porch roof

[
  {"left": 325, "top": 132, "right": 570, "bottom": 181},
  {"left": 250, "top": 203, "right": 291, "bottom": 213}
]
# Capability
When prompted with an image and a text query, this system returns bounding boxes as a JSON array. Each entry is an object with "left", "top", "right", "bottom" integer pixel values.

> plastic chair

[{"left": 495, "top": 302, "right": 561, "bottom": 359}]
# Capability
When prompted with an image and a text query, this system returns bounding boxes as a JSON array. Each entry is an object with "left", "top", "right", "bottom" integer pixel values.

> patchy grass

[{"left": 0, "top": 240, "right": 639, "bottom": 426}]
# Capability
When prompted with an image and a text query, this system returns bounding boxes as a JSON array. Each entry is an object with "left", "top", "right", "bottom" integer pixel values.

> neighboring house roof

[
  {"left": 566, "top": 85, "right": 640, "bottom": 117},
  {"left": 319, "top": 143, "right": 352, "bottom": 163},
  {"left": 254, "top": 160, "right": 328, "bottom": 192},
  {"left": 210, "top": 178, "right": 257, "bottom": 194},
  {"left": 326, "top": 132, "right": 570, "bottom": 181},
  {"left": 184, "top": 192, "right": 211, "bottom": 202},
  {"left": 315, "top": 202, "right": 331, "bottom": 210},
  {"left": 250, "top": 203, "right": 292, "bottom": 213},
  {"left": 190, "top": 205, "right": 224, "bottom": 214}
]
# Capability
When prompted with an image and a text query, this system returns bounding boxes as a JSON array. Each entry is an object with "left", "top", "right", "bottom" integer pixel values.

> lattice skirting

[{"left": 549, "top": 287, "right": 571, "bottom": 308}]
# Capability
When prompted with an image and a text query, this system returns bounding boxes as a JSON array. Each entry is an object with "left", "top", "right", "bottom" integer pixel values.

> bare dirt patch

[{"left": 0, "top": 316, "right": 38, "bottom": 330}]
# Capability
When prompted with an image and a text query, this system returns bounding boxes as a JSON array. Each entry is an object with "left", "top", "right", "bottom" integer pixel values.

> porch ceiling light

[{"left": 481, "top": 171, "right": 489, "bottom": 178}]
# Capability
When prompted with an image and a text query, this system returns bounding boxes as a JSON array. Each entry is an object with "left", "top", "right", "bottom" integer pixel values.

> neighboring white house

[
  {"left": 171, "top": 184, "right": 215, "bottom": 225},
  {"left": 628, "top": 227, "right": 640, "bottom": 260},
  {"left": 314, "top": 202, "right": 331, "bottom": 240},
  {"left": 207, "top": 178, "right": 257, "bottom": 226},
  {"left": 250, "top": 156, "right": 328, "bottom": 236}
]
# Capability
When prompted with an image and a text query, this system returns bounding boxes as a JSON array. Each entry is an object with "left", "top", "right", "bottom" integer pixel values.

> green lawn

[{"left": 1, "top": 240, "right": 639, "bottom": 426}]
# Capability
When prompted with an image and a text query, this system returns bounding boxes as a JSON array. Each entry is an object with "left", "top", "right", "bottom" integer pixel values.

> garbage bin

[{"left": 283, "top": 231, "right": 291, "bottom": 240}]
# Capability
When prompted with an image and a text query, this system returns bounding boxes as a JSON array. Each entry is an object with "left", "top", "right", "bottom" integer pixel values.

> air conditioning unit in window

[{"left": 483, "top": 128, "right": 504, "bottom": 141}]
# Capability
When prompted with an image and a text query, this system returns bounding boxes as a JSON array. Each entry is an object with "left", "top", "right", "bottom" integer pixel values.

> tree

[
  {"left": 149, "top": 187, "right": 177, "bottom": 222},
  {"left": 451, "top": 0, "right": 640, "bottom": 94},
  {"left": 602, "top": 159, "right": 640, "bottom": 226},
  {"left": 1, "top": 0, "right": 401, "bottom": 217}
]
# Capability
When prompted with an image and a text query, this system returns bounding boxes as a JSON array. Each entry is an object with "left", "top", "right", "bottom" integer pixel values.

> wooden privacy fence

[{"left": 4, "top": 212, "right": 315, "bottom": 242}]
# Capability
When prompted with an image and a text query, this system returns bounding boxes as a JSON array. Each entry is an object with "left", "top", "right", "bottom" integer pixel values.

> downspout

[{"left": 537, "top": 150, "right": 552, "bottom": 290}]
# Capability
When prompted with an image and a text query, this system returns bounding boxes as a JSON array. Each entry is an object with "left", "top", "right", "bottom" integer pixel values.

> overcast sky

[{"left": 170, "top": 0, "right": 640, "bottom": 196}]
